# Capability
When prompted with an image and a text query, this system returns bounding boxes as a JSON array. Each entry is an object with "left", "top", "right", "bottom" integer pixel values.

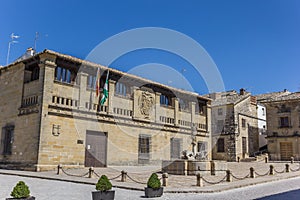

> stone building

[
  {"left": 0, "top": 49, "right": 211, "bottom": 171},
  {"left": 257, "top": 103, "right": 267, "bottom": 149},
  {"left": 258, "top": 91, "right": 300, "bottom": 160},
  {"left": 206, "top": 89, "right": 259, "bottom": 161}
]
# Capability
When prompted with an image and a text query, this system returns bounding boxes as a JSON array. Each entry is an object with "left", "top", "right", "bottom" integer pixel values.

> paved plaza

[
  {"left": 1, "top": 172, "right": 300, "bottom": 199},
  {"left": 1, "top": 161, "right": 300, "bottom": 195}
]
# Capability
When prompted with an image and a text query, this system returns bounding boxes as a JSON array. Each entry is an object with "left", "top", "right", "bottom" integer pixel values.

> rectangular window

[
  {"left": 218, "top": 108, "right": 223, "bottom": 115},
  {"left": 160, "top": 95, "right": 172, "bottom": 106},
  {"left": 217, "top": 138, "right": 225, "bottom": 153},
  {"left": 262, "top": 108, "right": 265, "bottom": 116},
  {"left": 242, "top": 118, "right": 246, "bottom": 128},
  {"left": 138, "top": 134, "right": 151, "bottom": 163},
  {"left": 280, "top": 117, "right": 289, "bottom": 128},
  {"left": 24, "top": 63, "right": 40, "bottom": 83},
  {"left": 197, "top": 102, "right": 205, "bottom": 114},
  {"left": 55, "top": 67, "right": 62, "bottom": 81},
  {"left": 1, "top": 125, "right": 14, "bottom": 155},
  {"left": 115, "top": 82, "right": 131, "bottom": 97},
  {"left": 87, "top": 75, "right": 96, "bottom": 89},
  {"left": 55, "top": 67, "right": 72, "bottom": 84}
]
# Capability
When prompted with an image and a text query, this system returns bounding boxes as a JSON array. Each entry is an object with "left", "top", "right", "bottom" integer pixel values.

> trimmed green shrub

[
  {"left": 147, "top": 173, "right": 161, "bottom": 189},
  {"left": 95, "top": 175, "right": 112, "bottom": 191},
  {"left": 10, "top": 181, "right": 30, "bottom": 198}
]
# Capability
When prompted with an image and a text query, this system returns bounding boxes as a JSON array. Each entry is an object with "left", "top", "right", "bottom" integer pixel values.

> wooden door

[
  {"left": 280, "top": 142, "right": 293, "bottom": 160},
  {"left": 85, "top": 131, "right": 107, "bottom": 167},
  {"left": 242, "top": 137, "right": 247, "bottom": 158}
]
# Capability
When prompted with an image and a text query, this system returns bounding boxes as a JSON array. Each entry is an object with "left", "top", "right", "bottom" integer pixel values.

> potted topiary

[
  {"left": 92, "top": 175, "right": 115, "bottom": 200},
  {"left": 6, "top": 181, "right": 35, "bottom": 200},
  {"left": 145, "top": 173, "right": 163, "bottom": 198}
]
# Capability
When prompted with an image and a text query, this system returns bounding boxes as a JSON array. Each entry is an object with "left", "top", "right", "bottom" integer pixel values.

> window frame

[
  {"left": 242, "top": 118, "right": 246, "bottom": 128},
  {"left": 217, "top": 138, "right": 225, "bottom": 153},
  {"left": 279, "top": 116, "right": 290, "bottom": 128}
]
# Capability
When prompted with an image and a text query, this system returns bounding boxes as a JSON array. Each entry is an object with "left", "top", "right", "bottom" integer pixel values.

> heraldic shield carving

[{"left": 139, "top": 91, "right": 154, "bottom": 119}]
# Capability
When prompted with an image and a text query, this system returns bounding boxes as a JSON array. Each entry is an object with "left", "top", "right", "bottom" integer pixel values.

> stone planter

[
  {"left": 6, "top": 197, "right": 35, "bottom": 200},
  {"left": 92, "top": 190, "right": 115, "bottom": 200},
  {"left": 144, "top": 187, "right": 163, "bottom": 198}
]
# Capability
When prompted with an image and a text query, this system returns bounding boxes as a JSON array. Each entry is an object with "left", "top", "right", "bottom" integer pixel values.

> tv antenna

[
  {"left": 34, "top": 32, "right": 39, "bottom": 52},
  {"left": 6, "top": 33, "right": 20, "bottom": 65}
]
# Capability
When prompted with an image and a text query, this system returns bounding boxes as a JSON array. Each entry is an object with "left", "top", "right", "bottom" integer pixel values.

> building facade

[
  {"left": 257, "top": 104, "right": 267, "bottom": 149},
  {"left": 0, "top": 50, "right": 211, "bottom": 171},
  {"left": 259, "top": 91, "right": 300, "bottom": 160},
  {"left": 207, "top": 89, "right": 259, "bottom": 161}
]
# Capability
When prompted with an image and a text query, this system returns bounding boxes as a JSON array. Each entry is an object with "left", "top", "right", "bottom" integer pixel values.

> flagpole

[{"left": 100, "top": 70, "right": 109, "bottom": 106}]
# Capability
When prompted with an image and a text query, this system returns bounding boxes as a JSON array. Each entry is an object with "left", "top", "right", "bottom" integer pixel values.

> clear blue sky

[{"left": 1, "top": 0, "right": 300, "bottom": 95}]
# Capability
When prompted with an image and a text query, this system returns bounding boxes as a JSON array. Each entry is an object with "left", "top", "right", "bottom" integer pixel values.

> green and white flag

[{"left": 100, "top": 70, "right": 109, "bottom": 105}]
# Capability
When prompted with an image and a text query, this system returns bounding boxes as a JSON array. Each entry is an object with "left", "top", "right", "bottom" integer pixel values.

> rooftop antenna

[
  {"left": 6, "top": 33, "right": 20, "bottom": 65},
  {"left": 34, "top": 32, "right": 39, "bottom": 53}
]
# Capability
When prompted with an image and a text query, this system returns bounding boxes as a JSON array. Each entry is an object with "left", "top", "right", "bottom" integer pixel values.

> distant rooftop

[
  {"left": 258, "top": 91, "right": 300, "bottom": 103},
  {"left": 205, "top": 88, "right": 251, "bottom": 106},
  {"left": 256, "top": 90, "right": 291, "bottom": 102}
]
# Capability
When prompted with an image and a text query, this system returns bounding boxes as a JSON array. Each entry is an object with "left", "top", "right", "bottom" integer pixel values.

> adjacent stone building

[
  {"left": 207, "top": 89, "right": 259, "bottom": 161},
  {"left": 258, "top": 91, "right": 300, "bottom": 160},
  {"left": 0, "top": 49, "right": 212, "bottom": 171},
  {"left": 257, "top": 103, "right": 267, "bottom": 149}
]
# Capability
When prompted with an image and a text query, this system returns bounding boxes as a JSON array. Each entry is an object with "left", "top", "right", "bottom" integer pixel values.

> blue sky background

[{"left": 1, "top": 0, "right": 300, "bottom": 95}]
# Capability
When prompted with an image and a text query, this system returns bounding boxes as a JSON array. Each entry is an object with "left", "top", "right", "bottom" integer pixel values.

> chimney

[
  {"left": 14, "top": 47, "right": 36, "bottom": 63},
  {"left": 26, "top": 47, "right": 35, "bottom": 56},
  {"left": 209, "top": 92, "right": 221, "bottom": 100},
  {"left": 240, "top": 88, "right": 246, "bottom": 95}
]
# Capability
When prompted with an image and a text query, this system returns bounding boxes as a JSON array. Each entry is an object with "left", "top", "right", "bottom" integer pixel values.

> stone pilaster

[
  {"left": 132, "top": 86, "right": 140, "bottom": 120},
  {"left": 78, "top": 71, "right": 88, "bottom": 110},
  {"left": 155, "top": 92, "right": 161, "bottom": 123},
  {"left": 190, "top": 102, "right": 196, "bottom": 125},
  {"left": 108, "top": 80, "right": 116, "bottom": 114},
  {"left": 174, "top": 98, "right": 179, "bottom": 126}
]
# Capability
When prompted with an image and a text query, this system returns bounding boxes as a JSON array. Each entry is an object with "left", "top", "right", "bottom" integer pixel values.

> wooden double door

[{"left": 280, "top": 142, "right": 293, "bottom": 161}]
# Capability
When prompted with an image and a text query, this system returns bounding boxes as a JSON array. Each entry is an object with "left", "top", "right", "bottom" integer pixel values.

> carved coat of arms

[{"left": 139, "top": 91, "right": 154, "bottom": 119}]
